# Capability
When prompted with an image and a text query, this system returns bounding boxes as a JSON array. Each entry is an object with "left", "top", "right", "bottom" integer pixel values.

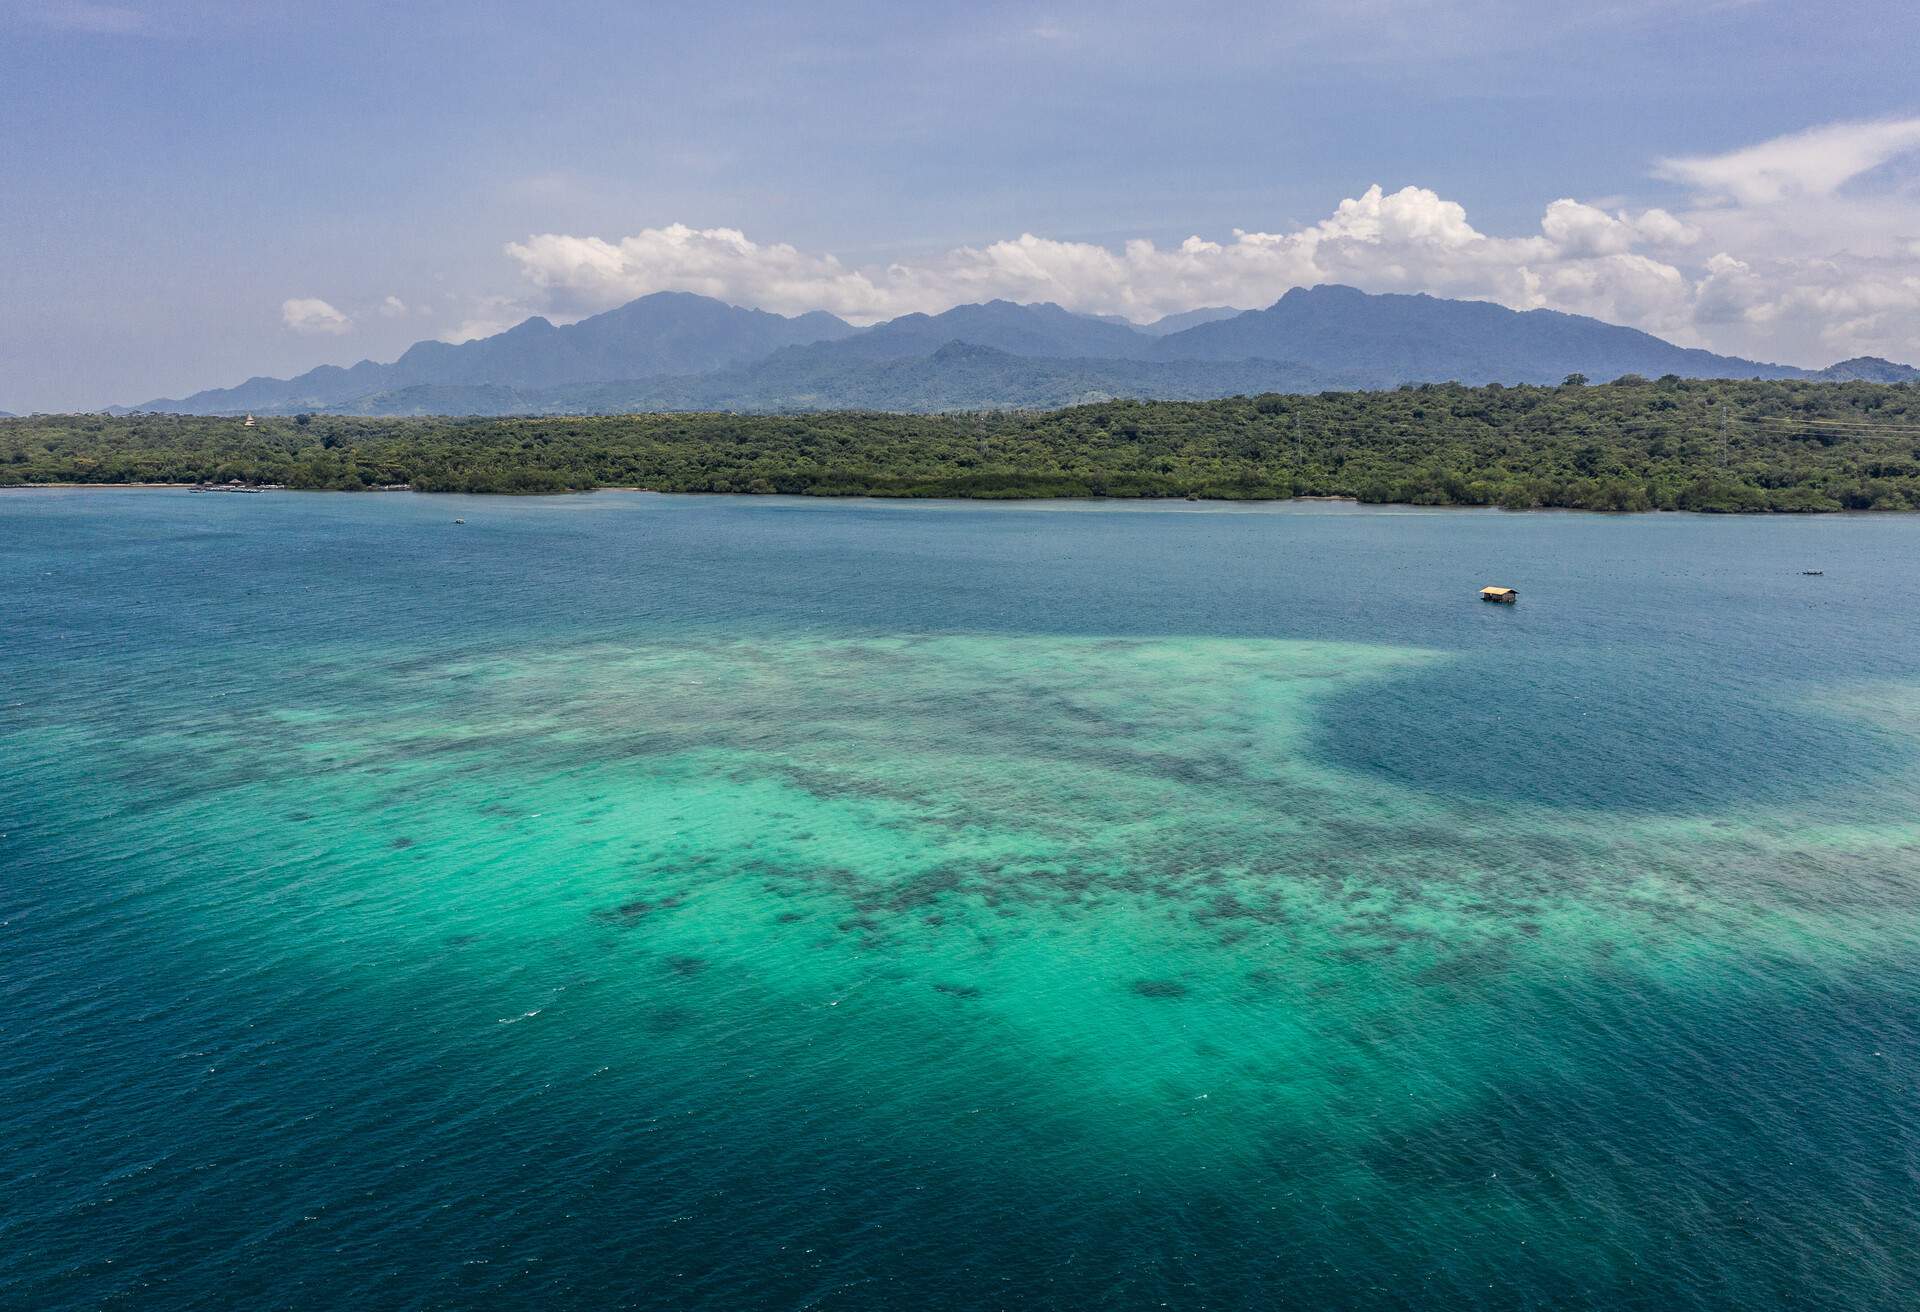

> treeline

[{"left": 6, "top": 376, "right": 1920, "bottom": 511}]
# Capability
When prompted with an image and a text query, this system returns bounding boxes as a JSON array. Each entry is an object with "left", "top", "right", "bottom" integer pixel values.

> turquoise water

[{"left": 4, "top": 490, "right": 1919, "bottom": 1310}]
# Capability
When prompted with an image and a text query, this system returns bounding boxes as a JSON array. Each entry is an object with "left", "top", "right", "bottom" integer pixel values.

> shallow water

[{"left": 4, "top": 490, "right": 1918, "bottom": 1309}]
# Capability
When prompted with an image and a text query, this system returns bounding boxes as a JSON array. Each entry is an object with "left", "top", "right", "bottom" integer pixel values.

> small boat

[
  {"left": 1479, "top": 586, "right": 1518, "bottom": 604},
  {"left": 454, "top": 518, "right": 465, "bottom": 524},
  {"left": 1802, "top": 570, "right": 1823, "bottom": 576}
]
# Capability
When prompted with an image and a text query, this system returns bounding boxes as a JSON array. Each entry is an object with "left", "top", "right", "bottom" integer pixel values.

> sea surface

[{"left": 4, "top": 490, "right": 1919, "bottom": 1310}]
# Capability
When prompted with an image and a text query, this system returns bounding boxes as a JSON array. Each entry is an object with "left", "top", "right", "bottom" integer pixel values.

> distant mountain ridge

[
  {"left": 304, "top": 343, "right": 1375, "bottom": 416},
  {"left": 811, "top": 299, "right": 1156, "bottom": 362},
  {"left": 1810, "top": 356, "right": 1920, "bottom": 383},
  {"left": 1137, "top": 306, "right": 1244, "bottom": 335},
  {"left": 119, "top": 285, "right": 1914, "bottom": 416},
  {"left": 1151, "top": 285, "right": 1805, "bottom": 383},
  {"left": 125, "top": 292, "right": 856, "bottom": 413}
]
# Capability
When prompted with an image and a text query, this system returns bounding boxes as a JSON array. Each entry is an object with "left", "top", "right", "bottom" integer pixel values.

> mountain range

[{"left": 118, "top": 285, "right": 1918, "bottom": 416}]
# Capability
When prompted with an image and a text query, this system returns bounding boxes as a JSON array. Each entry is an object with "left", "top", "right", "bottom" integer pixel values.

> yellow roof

[{"left": 1480, "top": 586, "right": 1516, "bottom": 595}]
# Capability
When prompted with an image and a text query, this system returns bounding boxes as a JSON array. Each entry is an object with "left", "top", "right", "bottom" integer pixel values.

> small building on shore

[{"left": 1479, "top": 586, "right": 1518, "bottom": 604}]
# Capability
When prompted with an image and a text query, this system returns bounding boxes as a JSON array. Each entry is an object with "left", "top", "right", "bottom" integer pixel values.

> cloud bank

[
  {"left": 501, "top": 196, "right": 1692, "bottom": 333},
  {"left": 498, "top": 117, "right": 1920, "bottom": 366}
]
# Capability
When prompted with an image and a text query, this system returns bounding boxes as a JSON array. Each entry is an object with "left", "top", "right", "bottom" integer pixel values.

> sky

[{"left": 2, "top": 0, "right": 1918, "bottom": 412}]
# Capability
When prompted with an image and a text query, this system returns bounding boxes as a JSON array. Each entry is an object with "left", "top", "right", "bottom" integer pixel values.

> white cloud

[
  {"left": 496, "top": 117, "right": 1920, "bottom": 367},
  {"left": 281, "top": 297, "right": 350, "bottom": 335},
  {"left": 440, "top": 296, "right": 532, "bottom": 344},
  {"left": 505, "top": 225, "right": 895, "bottom": 320},
  {"left": 1540, "top": 199, "right": 1698, "bottom": 257},
  {"left": 1654, "top": 117, "right": 1920, "bottom": 205},
  {"left": 379, "top": 295, "right": 409, "bottom": 318},
  {"left": 501, "top": 189, "right": 1709, "bottom": 338}
]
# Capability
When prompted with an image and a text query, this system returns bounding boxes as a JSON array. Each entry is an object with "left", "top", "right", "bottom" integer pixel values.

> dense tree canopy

[{"left": 7, "top": 377, "right": 1920, "bottom": 512}]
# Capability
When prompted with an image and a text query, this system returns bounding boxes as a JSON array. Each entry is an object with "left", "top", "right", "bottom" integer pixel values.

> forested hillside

[{"left": 12, "top": 376, "right": 1920, "bottom": 512}]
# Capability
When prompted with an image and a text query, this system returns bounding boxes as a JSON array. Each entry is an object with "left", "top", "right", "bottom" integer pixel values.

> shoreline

[
  {"left": 2, "top": 483, "right": 1908, "bottom": 517},
  {"left": 0, "top": 482, "right": 1387, "bottom": 506}
]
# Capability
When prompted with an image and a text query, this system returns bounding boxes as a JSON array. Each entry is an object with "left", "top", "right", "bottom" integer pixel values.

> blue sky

[{"left": 3, "top": 0, "right": 1918, "bottom": 411}]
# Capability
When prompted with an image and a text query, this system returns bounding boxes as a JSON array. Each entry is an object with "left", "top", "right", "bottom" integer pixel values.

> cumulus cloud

[
  {"left": 503, "top": 191, "right": 1701, "bottom": 328},
  {"left": 1540, "top": 199, "right": 1698, "bottom": 257},
  {"left": 379, "top": 295, "right": 410, "bottom": 318},
  {"left": 500, "top": 188, "right": 1721, "bottom": 346},
  {"left": 496, "top": 117, "right": 1920, "bottom": 367},
  {"left": 281, "top": 297, "right": 351, "bottom": 335},
  {"left": 506, "top": 226, "right": 895, "bottom": 320}
]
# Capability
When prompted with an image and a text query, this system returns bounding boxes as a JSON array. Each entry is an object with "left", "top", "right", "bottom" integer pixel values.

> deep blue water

[{"left": 3, "top": 490, "right": 1919, "bottom": 1310}]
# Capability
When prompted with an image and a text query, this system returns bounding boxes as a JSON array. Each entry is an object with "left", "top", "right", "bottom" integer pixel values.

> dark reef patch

[
  {"left": 591, "top": 892, "right": 685, "bottom": 925},
  {"left": 644, "top": 1007, "right": 692, "bottom": 1033}
]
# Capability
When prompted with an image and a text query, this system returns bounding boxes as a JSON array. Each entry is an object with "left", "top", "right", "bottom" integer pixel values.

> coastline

[
  {"left": 1, "top": 481, "right": 205, "bottom": 489},
  {"left": 0, "top": 482, "right": 1366, "bottom": 501},
  {"left": 3, "top": 483, "right": 1909, "bottom": 516}
]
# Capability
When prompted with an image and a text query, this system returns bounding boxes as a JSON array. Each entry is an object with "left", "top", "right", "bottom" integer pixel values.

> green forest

[{"left": 7, "top": 376, "right": 1920, "bottom": 511}]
